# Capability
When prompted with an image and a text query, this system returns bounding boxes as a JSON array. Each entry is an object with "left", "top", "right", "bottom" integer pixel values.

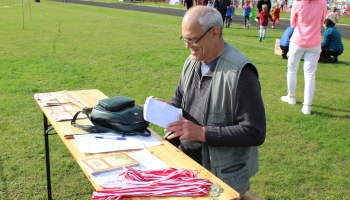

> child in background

[
  {"left": 230, "top": 2, "right": 236, "bottom": 26},
  {"left": 280, "top": 26, "right": 295, "bottom": 59},
  {"left": 249, "top": 2, "right": 258, "bottom": 26},
  {"left": 256, "top": 4, "right": 273, "bottom": 42},
  {"left": 271, "top": 2, "right": 280, "bottom": 28},
  {"left": 280, "top": 0, "right": 285, "bottom": 12},
  {"left": 242, "top": 1, "right": 251, "bottom": 28},
  {"left": 340, "top": 4, "right": 346, "bottom": 16},
  {"left": 207, "top": 0, "right": 214, "bottom": 7},
  {"left": 326, "top": 7, "right": 339, "bottom": 24},
  {"left": 225, "top": 1, "right": 235, "bottom": 28},
  {"left": 234, "top": 0, "right": 238, "bottom": 9}
]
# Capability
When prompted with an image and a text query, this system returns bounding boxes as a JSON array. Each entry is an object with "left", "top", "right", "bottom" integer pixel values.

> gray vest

[{"left": 181, "top": 43, "right": 259, "bottom": 190}]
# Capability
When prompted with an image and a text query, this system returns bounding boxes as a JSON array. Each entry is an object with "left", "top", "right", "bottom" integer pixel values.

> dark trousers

[
  {"left": 217, "top": 8, "right": 226, "bottom": 23},
  {"left": 186, "top": 0, "right": 193, "bottom": 10},
  {"left": 280, "top": 45, "right": 289, "bottom": 57},
  {"left": 244, "top": 16, "right": 250, "bottom": 27},
  {"left": 225, "top": 16, "right": 231, "bottom": 25},
  {"left": 321, "top": 46, "right": 343, "bottom": 62}
]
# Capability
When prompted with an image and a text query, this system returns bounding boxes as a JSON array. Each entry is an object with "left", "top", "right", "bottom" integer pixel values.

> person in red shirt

[
  {"left": 271, "top": 2, "right": 280, "bottom": 28},
  {"left": 256, "top": 4, "right": 273, "bottom": 42}
]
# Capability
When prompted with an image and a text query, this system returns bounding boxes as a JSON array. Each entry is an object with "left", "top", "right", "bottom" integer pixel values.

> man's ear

[{"left": 212, "top": 26, "right": 221, "bottom": 40}]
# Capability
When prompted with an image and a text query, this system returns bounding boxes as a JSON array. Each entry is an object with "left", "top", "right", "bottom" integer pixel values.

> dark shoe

[
  {"left": 333, "top": 56, "right": 338, "bottom": 62},
  {"left": 259, "top": 37, "right": 262, "bottom": 42},
  {"left": 318, "top": 56, "right": 329, "bottom": 62},
  {"left": 282, "top": 54, "right": 288, "bottom": 59}
]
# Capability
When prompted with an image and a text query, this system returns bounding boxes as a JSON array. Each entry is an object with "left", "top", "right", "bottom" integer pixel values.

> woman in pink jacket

[{"left": 281, "top": 0, "right": 327, "bottom": 115}]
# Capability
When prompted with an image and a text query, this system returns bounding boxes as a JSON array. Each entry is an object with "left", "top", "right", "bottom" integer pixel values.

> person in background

[
  {"left": 271, "top": 2, "right": 280, "bottom": 28},
  {"left": 215, "top": 0, "right": 231, "bottom": 23},
  {"left": 280, "top": 0, "right": 285, "bottom": 12},
  {"left": 160, "top": 6, "right": 266, "bottom": 199},
  {"left": 279, "top": 26, "right": 295, "bottom": 59},
  {"left": 262, "top": 0, "right": 271, "bottom": 12},
  {"left": 242, "top": 1, "right": 251, "bottom": 28},
  {"left": 340, "top": 3, "right": 346, "bottom": 16},
  {"left": 225, "top": 1, "right": 235, "bottom": 28},
  {"left": 284, "top": 0, "right": 287, "bottom": 10},
  {"left": 326, "top": 7, "right": 339, "bottom": 24},
  {"left": 257, "top": 0, "right": 263, "bottom": 13},
  {"left": 256, "top": 4, "right": 273, "bottom": 41},
  {"left": 319, "top": 18, "right": 344, "bottom": 63},
  {"left": 249, "top": 2, "right": 258, "bottom": 26},
  {"left": 281, "top": 0, "right": 326, "bottom": 115},
  {"left": 234, "top": 0, "right": 238, "bottom": 9},
  {"left": 186, "top": 0, "right": 193, "bottom": 10},
  {"left": 207, "top": 0, "right": 214, "bottom": 7}
]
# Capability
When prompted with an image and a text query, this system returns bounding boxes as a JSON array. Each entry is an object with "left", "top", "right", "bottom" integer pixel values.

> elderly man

[{"left": 161, "top": 6, "right": 266, "bottom": 199}]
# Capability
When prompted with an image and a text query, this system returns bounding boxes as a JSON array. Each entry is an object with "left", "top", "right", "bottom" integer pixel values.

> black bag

[{"left": 71, "top": 96, "right": 150, "bottom": 137}]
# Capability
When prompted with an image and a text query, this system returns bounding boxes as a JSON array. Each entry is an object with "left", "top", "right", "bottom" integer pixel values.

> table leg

[{"left": 43, "top": 113, "right": 54, "bottom": 200}]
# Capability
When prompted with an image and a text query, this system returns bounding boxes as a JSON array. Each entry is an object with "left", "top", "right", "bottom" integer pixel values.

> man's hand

[{"left": 164, "top": 115, "right": 206, "bottom": 142}]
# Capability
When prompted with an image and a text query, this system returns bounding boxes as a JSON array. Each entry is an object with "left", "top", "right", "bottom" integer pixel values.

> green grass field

[{"left": 0, "top": 0, "right": 349, "bottom": 199}]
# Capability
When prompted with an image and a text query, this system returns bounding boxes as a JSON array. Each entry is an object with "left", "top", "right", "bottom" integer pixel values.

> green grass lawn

[{"left": 0, "top": 0, "right": 349, "bottom": 199}]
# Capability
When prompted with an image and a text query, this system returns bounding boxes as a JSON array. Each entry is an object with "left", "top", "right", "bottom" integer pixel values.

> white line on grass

[
  {"left": 225, "top": 38, "right": 274, "bottom": 50},
  {"left": 0, "top": 0, "right": 28, "bottom": 8}
]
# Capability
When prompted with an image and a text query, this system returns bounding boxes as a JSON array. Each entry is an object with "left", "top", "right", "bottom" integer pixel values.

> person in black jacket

[
  {"left": 186, "top": 0, "right": 193, "bottom": 10},
  {"left": 257, "top": 0, "right": 263, "bottom": 12},
  {"left": 214, "top": 0, "right": 231, "bottom": 23},
  {"left": 262, "top": 0, "right": 271, "bottom": 12}
]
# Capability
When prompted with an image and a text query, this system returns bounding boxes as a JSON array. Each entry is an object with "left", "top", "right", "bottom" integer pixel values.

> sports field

[{"left": 0, "top": 1, "right": 349, "bottom": 199}]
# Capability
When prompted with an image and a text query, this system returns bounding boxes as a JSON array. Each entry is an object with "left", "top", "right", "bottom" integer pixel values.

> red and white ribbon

[{"left": 92, "top": 167, "right": 213, "bottom": 199}]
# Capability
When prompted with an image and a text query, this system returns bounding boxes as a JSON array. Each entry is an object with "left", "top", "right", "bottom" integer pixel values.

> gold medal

[{"left": 209, "top": 183, "right": 224, "bottom": 199}]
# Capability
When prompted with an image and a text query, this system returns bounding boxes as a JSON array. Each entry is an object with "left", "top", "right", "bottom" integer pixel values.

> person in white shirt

[{"left": 327, "top": 7, "right": 339, "bottom": 24}]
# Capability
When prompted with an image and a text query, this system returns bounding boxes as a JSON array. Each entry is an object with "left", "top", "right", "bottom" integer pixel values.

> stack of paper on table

[
  {"left": 35, "top": 91, "right": 73, "bottom": 107},
  {"left": 74, "top": 134, "right": 145, "bottom": 153},
  {"left": 80, "top": 152, "right": 139, "bottom": 175},
  {"left": 74, "top": 133, "right": 167, "bottom": 184},
  {"left": 86, "top": 149, "right": 169, "bottom": 185},
  {"left": 35, "top": 90, "right": 89, "bottom": 121}
]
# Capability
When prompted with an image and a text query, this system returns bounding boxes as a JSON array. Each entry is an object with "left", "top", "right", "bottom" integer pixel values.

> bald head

[
  {"left": 181, "top": 6, "right": 225, "bottom": 63},
  {"left": 183, "top": 6, "right": 223, "bottom": 33}
]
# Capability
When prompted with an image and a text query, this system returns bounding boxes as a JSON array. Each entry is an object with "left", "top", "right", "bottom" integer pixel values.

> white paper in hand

[{"left": 143, "top": 96, "right": 182, "bottom": 128}]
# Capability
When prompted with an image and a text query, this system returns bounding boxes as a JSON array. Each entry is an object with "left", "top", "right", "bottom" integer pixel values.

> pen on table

[{"left": 95, "top": 136, "right": 126, "bottom": 140}]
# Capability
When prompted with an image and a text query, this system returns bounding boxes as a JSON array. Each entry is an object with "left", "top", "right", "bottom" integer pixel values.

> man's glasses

[{"left": 180, "top": 26, "right": 214, "bottom": 45}]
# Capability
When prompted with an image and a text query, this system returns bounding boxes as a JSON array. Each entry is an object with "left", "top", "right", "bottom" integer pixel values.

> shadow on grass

[
  {"left": 333, "top": 60, "right": 350, "bottom": 65},
  {"left": 292, "top": 101, "right": 350, "bottom": 119},
  {"left": 60, "top": 193, "right": 92, "bottom": 200},
  {"left": 312, "top": 104, "right": 350, "bottom": 119},
  {"left": 318, "top": 60, "right": 350, "bottom": 65}
]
